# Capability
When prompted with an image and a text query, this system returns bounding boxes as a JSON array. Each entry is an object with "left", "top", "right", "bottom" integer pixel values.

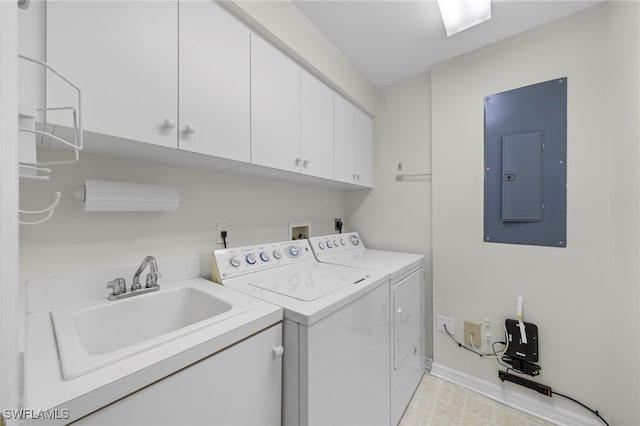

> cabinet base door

[{"left": 74, "top": 324, "right": 282, "bottom": 426}]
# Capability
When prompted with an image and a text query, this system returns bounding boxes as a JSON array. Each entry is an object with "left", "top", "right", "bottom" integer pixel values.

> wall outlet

[
  {"left": 216, "top": 223, "right": 230, "bottom": 244},
  {"left": 485, "top": 318, "right": 491, "bottom": 342},
  {"left": 436, "top": 315, "right": 454, "bottom": 334},
  {"left": 334, "top": 218, "right": 343, "bottom": 231},
  {"left": 464, "top": 321, "right": 482, "bottom": 347}
]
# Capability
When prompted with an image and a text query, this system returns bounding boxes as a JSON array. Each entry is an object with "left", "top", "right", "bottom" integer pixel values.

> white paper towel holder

[{"left": 74, "top": 180, "right": 180, "bottom": 212}]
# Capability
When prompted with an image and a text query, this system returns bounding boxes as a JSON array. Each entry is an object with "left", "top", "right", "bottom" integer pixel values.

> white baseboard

[
  {"left": 425, "top": 357, "right": 433, "bottom": 371},
  {"left": 430, "top": 363, "right": 601, "bottom": 426}
]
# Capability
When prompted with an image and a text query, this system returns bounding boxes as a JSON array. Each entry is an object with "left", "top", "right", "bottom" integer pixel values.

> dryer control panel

[
  {"left": 309, "top": 232, "right": 364, "bottom": 258},
  {"left": 213, "top": 239, "right": 315, "bottom": 282}
]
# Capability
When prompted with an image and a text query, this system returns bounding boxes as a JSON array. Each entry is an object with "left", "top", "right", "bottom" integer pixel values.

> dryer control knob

[
  {"left": 273, "top": 250, "right": 282, "bottom": 260},
  {"left": 351, "top": 235, "right": 360, "bottom": 245},
  {"left": 229, "top": 257, "right": 241, "bottom": 268},
  {"left": 288, "top": 246, "right": 300, "bottom": 257},
  {"left": 318, "top": 242, "right": 325, "bottom": 250},
  {"left": 260, "top": 251, "right": 270, "bottom": 262},
  {"left": 333, "top": 239, "right": 340, "bottom": 247},
  {"left": 340, "top": 238, "right": 346, "bottom": 246},
  {"left": 326, "top": 241, "right": 334, "bottom": 248},
  {"left": 245, "top": 254, "right": 257, "bottom": 265},
  {"left": 273, "top": 346, "right": 284, "bottom": 357}
]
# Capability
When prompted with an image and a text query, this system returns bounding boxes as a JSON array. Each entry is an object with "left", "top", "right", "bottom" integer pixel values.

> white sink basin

[{"left": 51, "top": 281, "right": 249, "bottom": 380}]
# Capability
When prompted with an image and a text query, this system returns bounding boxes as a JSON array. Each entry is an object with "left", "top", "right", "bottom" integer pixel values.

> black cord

[
  {"left": 553, "top": 392, "right": 610, "bottom": 426},
  {"left": 221, "top": 230, "right": 228, "bottom": 249}
]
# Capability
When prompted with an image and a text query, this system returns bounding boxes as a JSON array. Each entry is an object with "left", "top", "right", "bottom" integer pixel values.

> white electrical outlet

[
  {"left": 436, "top": 315, "right": 454, "bottom": 334},
  {"left": 216, "top": 223, "right": 230, "bottom": 244},
  {"left": 485, "top": 318, "right": 491, "bottom": 341}
]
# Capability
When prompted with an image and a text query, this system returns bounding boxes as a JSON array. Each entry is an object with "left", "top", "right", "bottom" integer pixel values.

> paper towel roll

[{"left": 74, "top": 180, "right": 179, "bottom": 212}]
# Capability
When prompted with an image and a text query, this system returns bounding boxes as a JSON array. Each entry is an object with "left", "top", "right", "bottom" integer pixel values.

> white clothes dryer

[
  {"left": 309, "top": 232, "right": 425, "bottom": 425},
  {"left": 213, "top": 239, "right": 391, "bottom": 426}
]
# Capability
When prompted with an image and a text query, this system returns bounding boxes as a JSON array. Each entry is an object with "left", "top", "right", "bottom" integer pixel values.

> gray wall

[
  {"left": 345, "top": 71, "right": 433, "bottom": 358},
  {"left": 431, "top": 3, "right": 639, "bottom": 424}
]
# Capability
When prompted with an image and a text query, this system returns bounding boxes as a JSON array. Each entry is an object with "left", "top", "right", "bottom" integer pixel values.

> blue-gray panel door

[{"left": 484, "top": 78, "right": 567, "bottom": 247}]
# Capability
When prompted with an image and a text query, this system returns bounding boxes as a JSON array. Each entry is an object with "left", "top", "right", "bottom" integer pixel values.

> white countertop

[{"left": 24, "top": 275, "right": 282, "bottom": 425}]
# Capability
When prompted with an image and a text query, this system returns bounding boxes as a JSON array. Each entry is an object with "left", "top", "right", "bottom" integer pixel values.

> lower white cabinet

[{"left": 73, "top": 324, "right": 282, "bottom": 426}]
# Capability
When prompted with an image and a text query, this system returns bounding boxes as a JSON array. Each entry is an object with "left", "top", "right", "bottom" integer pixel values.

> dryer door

[{"left": 393, "top": 268, "right": 422, "bottom": 370}]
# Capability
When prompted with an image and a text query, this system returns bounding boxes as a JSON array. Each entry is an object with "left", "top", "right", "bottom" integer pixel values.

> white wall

[
  {"left": 221, "top": 0, "right": 379, "bottom": 116},
  {"left": 20, "top": 151, "right": 345, "bottom": 281},
  {"left": 604, "top": 0, "right": 640, "bottom": 420},
  {"left": 431, "top": 2, "right": 638, "bottom": 424},
  {"left": 345, "top": 71, "right": 432, "bottom": 357},
  {"left": 1, "top": 0, "right": 22, "bottom": 414}
]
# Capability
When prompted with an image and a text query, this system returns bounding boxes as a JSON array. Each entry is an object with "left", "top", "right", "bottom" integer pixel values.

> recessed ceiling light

[{"left": 437, "top": 0, "right": 492, "bottom": 36}]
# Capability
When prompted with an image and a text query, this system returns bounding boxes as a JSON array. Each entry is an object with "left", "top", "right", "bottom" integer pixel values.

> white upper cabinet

[
  {"left": 46, "top": 1, "right": 178, "bottom": 149},
  {"left": 333, "top": 96, "right": 373, "bottom": 188},
  {"left": 46, "top": 2, "right": 373, "bottom": 188},
  {"left": 333, "top": 95, "right": 357, "bottom": 184},
  {"left": 355, "top": 109, "right": 374, "bottom": 187},
  {"left": 251, "top": 35, "right": 301, "bottom": 172},
  {"left": 300, "top": 71, "right": 334, "bottom": 180},
  {"left": 178, "top": 1, "right": 250, "bottom": 162}
]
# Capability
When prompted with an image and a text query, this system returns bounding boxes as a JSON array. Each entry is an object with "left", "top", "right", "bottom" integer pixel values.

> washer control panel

[
  {"left": 213, "top": 239, "right": 314, "bottom": 281},
  {"left": 309, "top": 232, "right": 364, "bottom": 258}
]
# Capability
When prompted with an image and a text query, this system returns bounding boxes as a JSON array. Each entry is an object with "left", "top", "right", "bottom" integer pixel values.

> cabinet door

[
  {"left": 46, "top": 1, "right": 178, "bottom": 148},
  {"left": 74, "top": 324, "right": 282, "bottom": 426},
  {"left": 300, "top": 71, "right": 334, "bottom": 180},
  {"left": 333, "top": 95, "right": 357, "bottom": 183},
  {"left": 355, "top": 109, "right": 374, "bottom": 187},
  {"left": 179, "top": 1, "right": 250, "bottom": 162},
  {"left": 251, "top": 35, "right": 301, "bottom": 172}
]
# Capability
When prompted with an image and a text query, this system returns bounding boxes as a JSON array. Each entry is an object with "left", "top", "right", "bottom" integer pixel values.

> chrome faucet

[
  {"left": 132, "top": 255, "right": 161, "bottom": 291},
  {"left": 106, "top": 256, "right": 161, "bottom": 300}
]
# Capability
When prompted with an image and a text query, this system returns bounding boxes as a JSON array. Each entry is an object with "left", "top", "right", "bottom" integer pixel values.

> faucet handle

[
  {"left": 107, "top": 278, "right": 127, "bottom": 296},
  {"left": 145, "top": 271, "right": 162, "bottom": 288}
]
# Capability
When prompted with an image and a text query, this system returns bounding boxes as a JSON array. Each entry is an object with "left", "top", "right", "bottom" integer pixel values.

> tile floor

[{"left": 399, "top": 373, "right": 554, "bottom": 426}]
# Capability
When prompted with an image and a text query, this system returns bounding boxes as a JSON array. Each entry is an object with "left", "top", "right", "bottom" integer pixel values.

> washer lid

[
  {"left": 249, "top": 266, "right": 370, "bottom": 301},
  {"left": 320, "top": 249, "right": 424, "bottom": 281}
]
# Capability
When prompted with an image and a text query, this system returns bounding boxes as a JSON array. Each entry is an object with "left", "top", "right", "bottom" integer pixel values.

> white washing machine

[
  {"left": 212, "top": 239, "right": 391, "bottom": 426},
  {"left": 309, "top": 232, "right": 425, "bottom": 425}
]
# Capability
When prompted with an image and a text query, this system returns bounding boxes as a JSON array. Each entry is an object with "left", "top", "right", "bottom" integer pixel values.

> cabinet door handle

[
  {"left": 295, "top": 158, "right": 302, "bottom": 167},
  {"left": 184, "top": 124, "right": 196, "bottom": 134},
  {"left": 162, "top": 118, "right": 177, "bottom": 130},
  {"left": 303, "top": 160, "right": 309, "bottom": 168},
  {"left": 273, "top": 345, "right": 284, "bottom": 357}
]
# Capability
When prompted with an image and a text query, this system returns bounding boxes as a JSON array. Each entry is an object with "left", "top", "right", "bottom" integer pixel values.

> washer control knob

[
  {"left": 340, "top": 238, "right": 346, "bottom": 246},
  {"left": 318, "top": 242, "right": 325, "bottom": 250},
  {"left": 229, "top": 257, "right": 241, "bottom": 268},
  {"left": 259, "top": 251, "right": 270, "bottom": 262},
  {"left": 288, "top": 246, "right": 300, "bottom": 257},
  {"left": 333, "top": 239, "right": 340, "bottom": 247},
  {"left": 245, "top": 254, "right": 257, "bottom": 265},
  {"left": 327, "top": 241, "right": 334, "bottom": 248},
  {"left": 351, "top": 235, "right": 360, "bottom": 245},
  {"left": 273, "top": 250, "right": 282, "bottom": 260}
]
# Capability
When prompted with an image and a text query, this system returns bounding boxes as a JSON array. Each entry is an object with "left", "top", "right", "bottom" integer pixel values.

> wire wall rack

[{"left": 17, "top": 54, "right": 83, "bottom": 225}]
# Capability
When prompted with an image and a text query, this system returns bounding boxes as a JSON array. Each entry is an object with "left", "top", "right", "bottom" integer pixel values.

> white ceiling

[{"left": 294, "top": 0, "right": 603, "bottom": 88}]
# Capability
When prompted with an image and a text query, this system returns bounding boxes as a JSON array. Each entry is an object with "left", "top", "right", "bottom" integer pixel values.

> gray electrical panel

[{"left": 484, "top": 78, "right": 567, "bottom": 247}]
